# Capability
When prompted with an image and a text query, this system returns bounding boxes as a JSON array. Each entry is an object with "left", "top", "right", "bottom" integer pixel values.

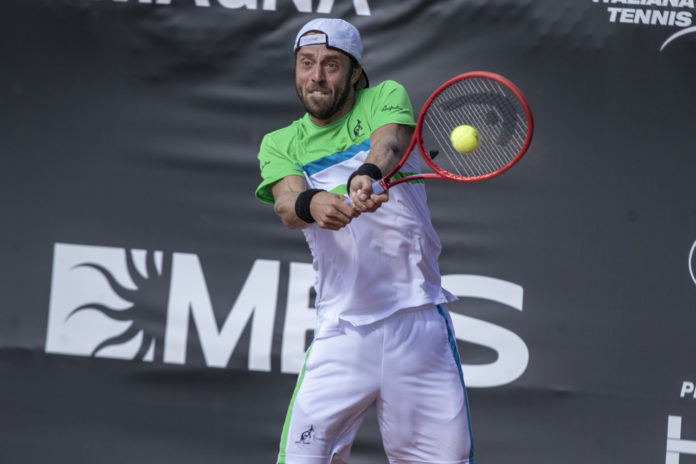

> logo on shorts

[{"left": 296, "top": 425, "right": 315, "bottom": 444}]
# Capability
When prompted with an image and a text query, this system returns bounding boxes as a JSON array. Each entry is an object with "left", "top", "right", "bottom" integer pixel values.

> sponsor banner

[
  {"left": 92, "top": 0, "right": 372, "bottom": 15},
  {"left": 591, "top": 0, "right": 696, "bottom": 50},
  {"left": 45, "top": 243, "right": 529, "bottom": 387}
]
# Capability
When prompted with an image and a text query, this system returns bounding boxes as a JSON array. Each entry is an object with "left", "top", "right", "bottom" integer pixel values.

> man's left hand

[{"left": 348, "top": 174, "right": 389, "bottom": 213}]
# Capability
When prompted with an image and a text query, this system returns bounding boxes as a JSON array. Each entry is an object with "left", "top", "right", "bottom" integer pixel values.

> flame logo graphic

[{"left": 66, "top": 249, "right": 172, "bottom": 361}]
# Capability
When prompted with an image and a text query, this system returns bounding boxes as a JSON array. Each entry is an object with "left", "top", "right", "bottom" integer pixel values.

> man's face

[{"left": 295, "top": 44, "right": 359, "bottom": 125}]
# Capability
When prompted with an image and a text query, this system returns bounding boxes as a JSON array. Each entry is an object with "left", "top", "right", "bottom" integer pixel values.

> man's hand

[
  {"left": 310, "top": 191, "right": 359, "bottom": 230},
  {"left": 272, "top": 176, "right": 358, "bottom": 230},
  {"left": 348, "top": 175, "right": 389, "bottom": 213},
  {"left": 345, "top": 123, "right": 413, "bottom": 214}
]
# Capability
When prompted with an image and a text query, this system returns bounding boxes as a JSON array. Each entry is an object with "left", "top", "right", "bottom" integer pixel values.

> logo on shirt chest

[
  {"left": 381, "top": 104, "right": 405, "bottom": 113},
  {"left": 352, "top": 118, "right": 365, "bottom": 139}
]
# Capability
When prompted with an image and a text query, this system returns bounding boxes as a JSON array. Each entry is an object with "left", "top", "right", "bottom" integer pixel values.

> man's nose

[{"left": 310, "top": 64, "right": 325, "bottom": 82}]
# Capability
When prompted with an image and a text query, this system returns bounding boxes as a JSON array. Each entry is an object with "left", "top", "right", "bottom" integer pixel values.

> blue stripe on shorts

[{"left": 437, "top": 304, "right": 475, "bottom": 462}]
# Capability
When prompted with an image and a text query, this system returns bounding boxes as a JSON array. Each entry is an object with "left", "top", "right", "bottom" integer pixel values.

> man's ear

[{"left": 351, "top": 65, "right": 363, "bottom": 86}]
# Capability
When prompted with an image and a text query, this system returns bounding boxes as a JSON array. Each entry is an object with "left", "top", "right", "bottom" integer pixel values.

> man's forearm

[{"left": 363, "top": 123, "right": 414, "bottom": 176}]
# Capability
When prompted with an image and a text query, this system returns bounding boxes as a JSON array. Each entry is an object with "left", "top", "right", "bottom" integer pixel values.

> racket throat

[{"left": 373, "top": 179, "right": 388, "bottom": 195}]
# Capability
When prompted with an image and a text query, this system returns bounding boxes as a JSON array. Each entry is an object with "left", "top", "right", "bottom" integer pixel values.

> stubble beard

[{"left": 297, "top": 72, "right": 353, "bottom": 122}]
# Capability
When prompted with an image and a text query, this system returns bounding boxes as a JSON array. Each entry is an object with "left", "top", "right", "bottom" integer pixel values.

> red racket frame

[{"left": 376, "top": 71, "right": 534, "bottom": 192}]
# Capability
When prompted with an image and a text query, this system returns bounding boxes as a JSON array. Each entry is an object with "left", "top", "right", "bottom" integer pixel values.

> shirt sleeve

[
  {"left": 254, "top": 132, "right": 304, "bottom": 205},
  {"left": 369, "top": 80, "right": 417, "bottom": 130}
]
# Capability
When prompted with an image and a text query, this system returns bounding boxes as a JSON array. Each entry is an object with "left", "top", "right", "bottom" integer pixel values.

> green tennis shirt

[
  {"left": 255, "top": 80, "right": 416, "bottom": 205},
  {"left": 254, "top": 80, "right": 456, "bottom": 337}
]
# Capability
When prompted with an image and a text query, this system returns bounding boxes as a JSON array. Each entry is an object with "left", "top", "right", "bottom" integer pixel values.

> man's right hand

[
  {"left": 271, "top": 176, "right": 358, "bottom": 230},
  {"left": 310, "top": 191, "right": 359, "bottom": 230}
]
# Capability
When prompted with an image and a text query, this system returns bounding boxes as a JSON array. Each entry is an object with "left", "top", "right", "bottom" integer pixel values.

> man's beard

[{"left": 297, "top": 72, "right": 352, "bottom": 121}]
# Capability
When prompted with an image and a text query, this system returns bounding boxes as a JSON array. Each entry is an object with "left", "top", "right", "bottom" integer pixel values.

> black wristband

[
  {"left": 294, "top": 188, "right": 324, "bottom": 223},
  {"left": 347, "top": 163, "right": 383, "bottom": 192}
]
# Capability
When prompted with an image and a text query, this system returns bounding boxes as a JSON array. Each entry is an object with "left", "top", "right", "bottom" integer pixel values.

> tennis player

[{"left": 255, "top": 18, "right": 473, "bottom": 464}]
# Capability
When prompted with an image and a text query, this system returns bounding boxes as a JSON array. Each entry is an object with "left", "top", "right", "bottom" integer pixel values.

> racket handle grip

[
  {"left": 345, "top": 180, "right": 385, "bottom": 206},
  {"left": 371, "top": 181, "right": 385, "bottom": 195}
]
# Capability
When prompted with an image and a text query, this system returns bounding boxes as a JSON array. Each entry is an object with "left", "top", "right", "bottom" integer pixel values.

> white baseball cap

[{"left": 293, "top": 18, "right": 369, "bottom": 90}]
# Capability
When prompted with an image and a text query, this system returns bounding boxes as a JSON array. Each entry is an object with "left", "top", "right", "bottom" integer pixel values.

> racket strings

[
  {"left": 440, "top": 80, "right": 516, "bottom": 174},
  {"left": 427, "top": 80, "right": 500, "bottom": 175},
  {"left": 421, "top": 77, "right": 529, "bottom": 180}
]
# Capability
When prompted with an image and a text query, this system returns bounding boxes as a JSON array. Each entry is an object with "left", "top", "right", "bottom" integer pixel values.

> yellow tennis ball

[{"left": 450, "top": 125, "right": 480, "bottom": 154}]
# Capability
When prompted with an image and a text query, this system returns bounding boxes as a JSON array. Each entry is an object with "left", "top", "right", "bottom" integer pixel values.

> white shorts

[{"left": 278, "top": 304, "right": 474, "bottom": 464}]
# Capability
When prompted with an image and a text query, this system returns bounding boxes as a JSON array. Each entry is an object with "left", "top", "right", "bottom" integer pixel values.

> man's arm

[
  {"left": 272, "top": 175, "right": 359, "bottom": 231},
  {"left": 348, "top": 123, "right": 414, "bottom": 212}
]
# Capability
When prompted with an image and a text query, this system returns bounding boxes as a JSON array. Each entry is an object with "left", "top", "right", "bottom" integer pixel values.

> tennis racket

[{"left": 346, "top": 71, "right": 533, "bottom": 204}]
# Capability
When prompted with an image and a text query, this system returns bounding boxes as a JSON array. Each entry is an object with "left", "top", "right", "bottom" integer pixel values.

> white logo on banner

[
  {"left": 441, "top": 275, "right": 529, "bottom": 388},
  {"left": 46, "top": 243, "right": 278, "bottom": 371},
  {"left": 95, "top": 0, "right": 371, "bottom": 15},
  {"left": 591, "top": 0, "right": 696, "bottom": 51},
  {"left": 46, "top": 244, "right": 167, "bottom": 362},
  {"left": 666, "top": 416, "right": 696, "bottom": 463},
  {"left": 663, "top": 252, "right": 696, "bottom": 463},
  {"left": 689, "top": 239, "right": 696, "bottom": 286},
  {"left": 46, "top": 242, "right": 528, "bottom": 387},
  {"left": 681, "top": 381, "right": 696, "bottom": 399}
]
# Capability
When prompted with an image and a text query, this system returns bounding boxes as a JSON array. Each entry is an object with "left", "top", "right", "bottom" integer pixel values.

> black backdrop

[{"left": 3, "top": 0, "right": 696, "bottom": 462}]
